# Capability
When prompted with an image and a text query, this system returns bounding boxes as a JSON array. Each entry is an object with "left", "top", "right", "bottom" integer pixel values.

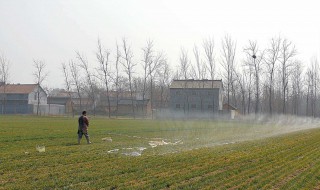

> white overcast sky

[{"left": 0, "top": 0, "right": 320, "bottom": 88}]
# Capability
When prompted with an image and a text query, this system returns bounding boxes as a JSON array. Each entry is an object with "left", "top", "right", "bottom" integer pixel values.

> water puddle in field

[
  {"left": 36, "top": 145, "right": 45, "bottom": 153},
  {"left": 105, "top": 136, "right": 184, "bottom": 156},
  {"left": 107, "top": 133, "right": 149, "bottom": 140},
  {"left": 220, "top": 141, "right": 236, "bottom": 145},
  {"left": 107, "top": 147, "right": 147, "bottom": 156},
  {"left": 107, "top": 149, "right": 119, "bottom": 153},
  {"left": 122, "top": 147, "right": 147, "bottom": 156},
  {"left": 101, "top": 137, "right": 112, "bottom": 142},
  {"left": 148, "top": 139, "right": 183, "bottom": 148}
]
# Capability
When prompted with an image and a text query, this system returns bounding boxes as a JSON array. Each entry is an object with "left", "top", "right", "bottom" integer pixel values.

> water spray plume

[{"left": 107, "top": 114, "right": 320, "bottom": 156}]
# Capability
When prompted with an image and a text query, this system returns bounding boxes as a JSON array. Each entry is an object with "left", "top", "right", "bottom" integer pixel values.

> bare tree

[
  {"left": 291, "top": 61, "right": 303, "bottom": 115},
  {"left": 157, "top": 61, "right": 172, "bottom": 111},
  {"left": 273, "top": 69, "right": 283, "bottom": 113},
  {"left": 0, "top": 54, "right": 10, "bottom": 114},
  {"left": 305, "top": 57, "right": 319, "bottom": 117},
  {"left": 114, "top": 42, "right": 121, "bottom": 118},
  {"left": 265, "top": 36, "right": 281, "bottom": 116},
  {"left": 246, "top": 65, "right": 254, "bottom": 114},
  {"left": 62, "top": 62, "right": 75, "bottom": 117},
  {"left": 0, "top": 54, "right": 9, "bottom": 84},
  {"left": 244, "top": 40, "right": 265, "bottom": 114},
  {"left": 149, "top": 51, "right": 166, "bottom": 118},
  {"left": 179, "top": 48, "right": 191, "bottom": 114},
  {"left": 96, "top": 38, "right": 112, "bottom": 118},
  {"left": 121, "top": 38, "right": 136, "bottom": 118},
  {"left": 141, "top": 40, "right": 154, "bottom": 114},
  {"left": 33, "top": 59, "right": 48, "bottom": 115},
  {"left": 312, "top": 57, "right": 319, "bottom": 117},
  {"left": 306, "top": 69, "right": 312, "bottom": 116},
  {"left": 193, "top": 45, "right": 201, "bottom": 80},
  {"left": 203, "top": 37, "right": 215, "bottom": 80},
  {"left": 221, "top": 35, "right": 236, "bottom": 110},
  {"left": 179, "top": 48, "right": 191, "bottom": 80},
  {"left": 193, "top": 44, "right": 207, "bottom": 80},
  {"left": 233, "top": 68, "right": 247, "bottom": 114},
  {"left": 279, "top": 39, "right": 297, "bottom": 114},
  {"left": 76, "top": 51, "right": 97, "bottom": 116},
  {"left": 69, "top": 60, "right": 82, "bottom": 113}
]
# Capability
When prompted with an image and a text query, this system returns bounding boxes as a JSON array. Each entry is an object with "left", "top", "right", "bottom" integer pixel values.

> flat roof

[{"left": 170, "top": 80, "right": 223, "bottom": 89}]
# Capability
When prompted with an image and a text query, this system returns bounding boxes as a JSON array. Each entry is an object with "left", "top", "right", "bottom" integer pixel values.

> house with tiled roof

[{"left": 0, "top": 83, "right": 48, "bottom": 114}]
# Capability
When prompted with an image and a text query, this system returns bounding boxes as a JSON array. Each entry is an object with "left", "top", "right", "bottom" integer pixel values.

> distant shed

[{"left": 223, "top": 103, "right": 240, "bottom": 119}]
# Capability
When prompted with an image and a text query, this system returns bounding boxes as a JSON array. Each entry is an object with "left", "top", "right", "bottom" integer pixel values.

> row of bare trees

[
  {"left": 2, "top": 34, "right": 320, "bottom": 118},
  {"left": 173, "top": 35, "right": 320, "bottom": 117},
  {"left": 232, "top": 37, "right": 318, "bottom": 117},
  {"left": 60, "top": 38, "right": 171, "bottom": 118},
  {"left": 238, "top": 37, "right": 305, "bottom": 116}
]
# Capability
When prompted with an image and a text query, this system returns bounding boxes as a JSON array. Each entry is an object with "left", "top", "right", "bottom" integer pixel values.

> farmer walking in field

[{"left": 78, "top": 111, "right": 91, "bottom": 144}]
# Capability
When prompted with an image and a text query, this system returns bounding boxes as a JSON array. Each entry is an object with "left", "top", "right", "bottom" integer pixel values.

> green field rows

[{"left": 1, "top": 116, "right": 320, "bottom": 189}]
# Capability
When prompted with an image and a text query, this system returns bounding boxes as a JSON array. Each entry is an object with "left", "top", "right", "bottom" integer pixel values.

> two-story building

[{"left": 169, "top": 79, "right": 223, "bottom": 117}]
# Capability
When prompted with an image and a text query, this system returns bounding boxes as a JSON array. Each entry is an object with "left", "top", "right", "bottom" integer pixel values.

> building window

[
  {"left": 208, "top": 91, "right": 213, "bottom": 95},
  {"left": 191, "top": 104, "right": 196, "bottom": 109},
  {"left": 208, "top": 105, "right": 213, "bottom": 109},
  {"left": 176, "top": 91, "right": 181, "bottom": 95},
  {"left": 34, "top": 94, "right": 37, "bottom": 100},
  {"left": 192, "top": 91, "right": 197, "bottom": 95},
  {"left": 176, "top": 104, "right": 180, "bottom": 109}
]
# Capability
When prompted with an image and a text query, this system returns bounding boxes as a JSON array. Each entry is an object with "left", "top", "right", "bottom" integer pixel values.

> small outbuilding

[{"left": 223, "top": 103, "right": 239, "bottom": 119}]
